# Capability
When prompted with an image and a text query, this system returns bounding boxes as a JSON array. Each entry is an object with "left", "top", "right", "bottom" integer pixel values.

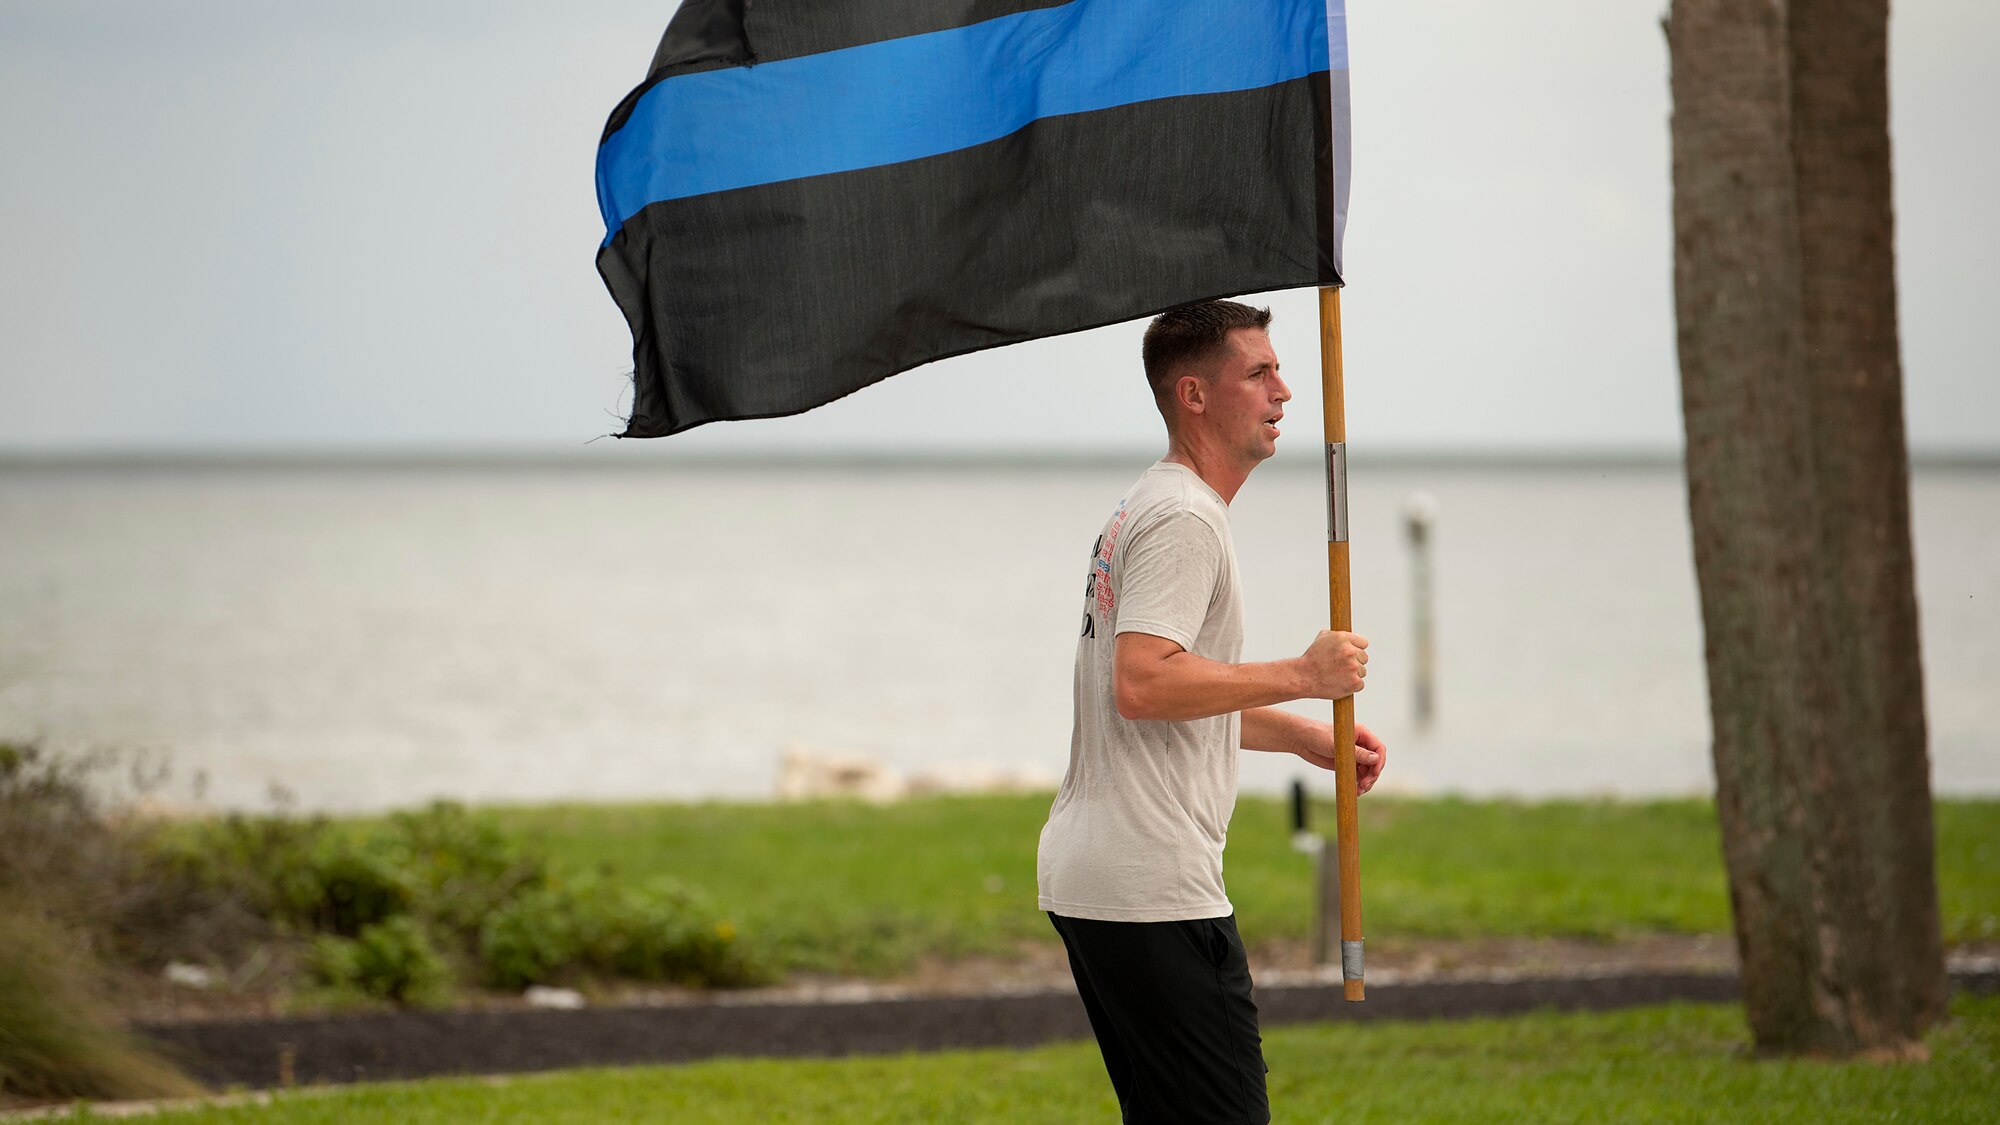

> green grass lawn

[
  {"left": 445, "top": 795, "right": 1999, "bottom": 977},
  {"left": 64, "top": 995, "right": 2000, "bottom": 1123}
]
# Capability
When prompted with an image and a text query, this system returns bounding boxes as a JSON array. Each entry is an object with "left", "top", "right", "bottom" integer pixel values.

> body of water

[{"left": 2, "top": 458, "right": 1994, "bottom": 810}]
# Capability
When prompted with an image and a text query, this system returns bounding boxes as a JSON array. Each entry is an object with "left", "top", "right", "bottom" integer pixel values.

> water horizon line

[{"left": 3, "top": 444, "right": 1997, "bottom": 474}]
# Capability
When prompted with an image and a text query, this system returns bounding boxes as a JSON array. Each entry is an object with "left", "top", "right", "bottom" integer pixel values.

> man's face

[{"left": 1199, "top": 328, "right": 1290, "bottom": 465}]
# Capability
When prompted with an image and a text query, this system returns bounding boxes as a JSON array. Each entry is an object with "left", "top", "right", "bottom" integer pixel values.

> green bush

[
  {"left": 146, "top": 814, "right": 415, "bottom": 938},
  {"left": 477, "top": 885, "right": 580, "bottom": 990},
  {"left": 279, "top": 836, "right": 415, "bottom": 937},
  {"left": 150, "top": 803, "right": 768, "bottom": 995},
  {"left": 385, "top": 800, "right": 547, "bottom": 940},
  {"left": 309, "top": 916, "right": 452, "bottom": 1006},
  {"left": 478, "top": 876, "right": 769, "bottom": 990},
  {"left": 574, "top": 878, "right": 762, "bottom": 987},
  {"left": 6, "top": 746, "right": 767, "bottom": 1008},
  {"left": 145, "top": 813, "right": 327, "bottom": 922}
]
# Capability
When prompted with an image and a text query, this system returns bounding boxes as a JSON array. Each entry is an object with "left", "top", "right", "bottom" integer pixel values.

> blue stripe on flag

[{"left": 598, "top": 0, "right": 1336, "bottom": 243}]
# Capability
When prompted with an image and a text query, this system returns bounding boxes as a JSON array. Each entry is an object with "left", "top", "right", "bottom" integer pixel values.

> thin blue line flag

[{"left": 595, "top": 0, "right": 1352, "bottom": 438}]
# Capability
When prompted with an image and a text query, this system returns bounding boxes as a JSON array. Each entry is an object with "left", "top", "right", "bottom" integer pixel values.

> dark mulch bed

[{"left": 135, "top": 968, "right": 1999, "bottom": 1091}]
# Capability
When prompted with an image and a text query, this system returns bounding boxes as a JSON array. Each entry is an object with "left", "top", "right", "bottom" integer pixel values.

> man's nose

[{"left": 1273, "top": 374, "right": 1291, "bottom": 402}]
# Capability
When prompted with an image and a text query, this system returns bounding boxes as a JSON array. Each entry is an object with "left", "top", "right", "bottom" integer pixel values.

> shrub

[
  {"left": 478, "top": 876, "right": 770, "bottom": 990},
  {"left": 308, "top": 916, "right": 451, "bottom": 1006},
  {"left": 384, "top": 801, "right": 546, "bottom": 940},
  {"left": 0, "top": 743, "right": 129, "bottom": 912},
  {"left": 146, "top": 814, "right": 414, "bottom": 938},
  {"left": 3, "top": 745, "right": 768, "bottom": 1010},
  {"left": 0, "top": 895, "right": 202, "bottom": 1101},
  {"left": 572, "top": 878, "right": 764, "bottom": 987},
  {"left": 477, "top": 885, "right": 582, "bottom": 990},
  {"left": 144, "top": 813, "right": 316, "bottom": 920},
  {"left": 277, "top": 837, "right": 415, "bottom": 937},
  {"left": 0, "top": 743, "right": 252, "bottom": 972}
]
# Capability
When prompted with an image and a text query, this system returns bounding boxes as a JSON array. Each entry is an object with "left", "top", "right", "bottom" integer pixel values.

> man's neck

[{"left": 1163, "top": 434, "right": 1252, "bottom": 505}]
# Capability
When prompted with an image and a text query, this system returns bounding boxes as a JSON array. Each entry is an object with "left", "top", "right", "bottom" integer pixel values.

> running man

[{"left": 1037, "top": 300, "right": 1388, "bottom": 1124}]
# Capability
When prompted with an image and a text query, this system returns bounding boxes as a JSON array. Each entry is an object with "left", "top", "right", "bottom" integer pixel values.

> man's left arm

[{"left": 1241, "top": 707, "right": 1389, "bottom": 794}]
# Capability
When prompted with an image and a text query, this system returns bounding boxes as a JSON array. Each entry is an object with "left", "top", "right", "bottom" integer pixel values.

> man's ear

[{"left": 1176, "top": 373, "right": 1206, "bottom": 415}]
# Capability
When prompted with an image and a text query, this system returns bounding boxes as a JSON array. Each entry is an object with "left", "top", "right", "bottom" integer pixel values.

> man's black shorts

[{"left": 1048, "top": 911, "right": 1270, "bottom": 1125}]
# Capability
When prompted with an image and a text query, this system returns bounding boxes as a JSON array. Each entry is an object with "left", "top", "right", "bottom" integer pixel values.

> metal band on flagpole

[
  {"left": 1325, "top": 442, "right": 1349, "bottom": 543},
  {"left": 1342, "top": 940, "right": 1365, "bottom": 981}
]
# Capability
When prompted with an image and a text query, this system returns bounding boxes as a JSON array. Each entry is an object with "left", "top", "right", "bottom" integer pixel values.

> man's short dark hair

[{"left": 1142, "top": 300, "right": 1274, "bottom": 403}]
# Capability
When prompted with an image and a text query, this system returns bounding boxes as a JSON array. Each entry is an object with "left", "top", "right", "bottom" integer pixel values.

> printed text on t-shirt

[{"left": 1080, "top": 500, "right": 1130, "bottom": 639}]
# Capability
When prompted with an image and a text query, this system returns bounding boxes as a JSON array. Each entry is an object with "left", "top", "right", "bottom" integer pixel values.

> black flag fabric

[{"left": 595, "top": 0, "right": 1352, "bottom": 438}]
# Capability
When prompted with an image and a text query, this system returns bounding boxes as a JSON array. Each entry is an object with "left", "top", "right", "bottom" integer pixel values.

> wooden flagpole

[{"left": 1317, "top": 285, "right": 1364, "bottom": 1001}]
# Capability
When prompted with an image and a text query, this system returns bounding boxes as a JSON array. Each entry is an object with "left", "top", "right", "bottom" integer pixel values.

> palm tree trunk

[{"left": 1666, "top": 0, "right": 1945, "bottom": 1055}]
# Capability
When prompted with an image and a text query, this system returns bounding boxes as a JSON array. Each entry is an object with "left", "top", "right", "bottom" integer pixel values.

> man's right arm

[{"left": 1112, "top": 629, "right": 1368, "bottom": 723}]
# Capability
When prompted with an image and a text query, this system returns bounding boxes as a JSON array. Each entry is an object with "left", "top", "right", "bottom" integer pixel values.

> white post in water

[
  {"left": 1290, "top": 778, "right": 1341, "bottom": 968},
  {"left": 1404, "top": 492, "right": 1439, "bottom": 727}
]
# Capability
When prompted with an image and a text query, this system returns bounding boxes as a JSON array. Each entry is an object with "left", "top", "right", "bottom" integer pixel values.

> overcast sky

[{"left": 1, "top": 0, "right": 1992, "bottom": 457}]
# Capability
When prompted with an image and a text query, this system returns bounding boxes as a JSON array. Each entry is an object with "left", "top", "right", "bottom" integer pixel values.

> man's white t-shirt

[{"left": 1037, "top": 460, "right": 1244, "bottom": 922}]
